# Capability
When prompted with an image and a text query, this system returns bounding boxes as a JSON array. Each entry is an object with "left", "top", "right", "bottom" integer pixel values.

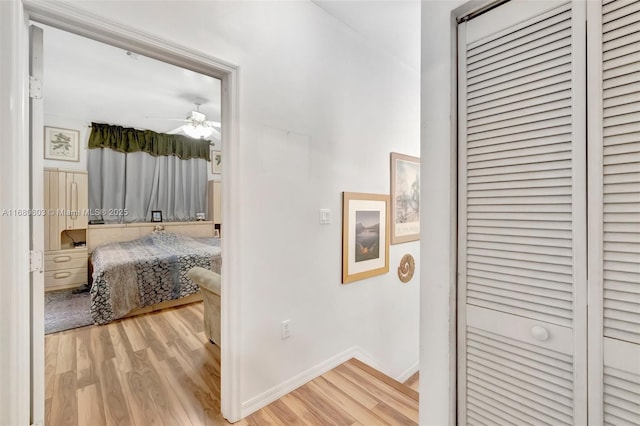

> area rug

[{"left": 45, "top": 286, "right": 93, "bottom": 334}]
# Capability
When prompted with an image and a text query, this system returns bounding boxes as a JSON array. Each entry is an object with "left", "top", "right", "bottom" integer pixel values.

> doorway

[{"left": 16, "top": 2, "right": 242, "bottom": 424}]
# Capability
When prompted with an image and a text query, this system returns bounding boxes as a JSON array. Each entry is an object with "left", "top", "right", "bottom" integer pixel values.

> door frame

[
  {"left": 17, "top": 0, "right": 243, "bottom": 423},
  {"left": 450, "top": 4, "right": 504, "bottom": 425},
  {"left": 0, "top": 1, "right": 32, "bottom": 425}
]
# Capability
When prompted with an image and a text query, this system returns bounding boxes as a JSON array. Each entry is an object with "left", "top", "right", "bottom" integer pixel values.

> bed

[{"left": 90, "top": 231, "right": 221, "bottom": 325}]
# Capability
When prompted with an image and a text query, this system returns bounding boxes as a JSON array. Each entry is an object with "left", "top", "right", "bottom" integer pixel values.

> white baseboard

[
  {"left": 240, "top": 346, "right": 389, "bottom": 419},
  {"left": 396, "top": 360, "right": 420, "bottom": 384}
]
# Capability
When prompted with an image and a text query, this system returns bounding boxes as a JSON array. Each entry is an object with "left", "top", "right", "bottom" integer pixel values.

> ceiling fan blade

[
  {"left": 145, "top": 117, "right": 190, "bottom": 122},
  {"left": 205, "top": 120, "right": 221, "bottom": 128},
  {"left": 166, "top": 125, "right": 184, "bottom": 135}
]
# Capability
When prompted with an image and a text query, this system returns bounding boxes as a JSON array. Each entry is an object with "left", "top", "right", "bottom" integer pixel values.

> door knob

[{"left": 531, "top": 325, "right": 550, "bottom": 342}]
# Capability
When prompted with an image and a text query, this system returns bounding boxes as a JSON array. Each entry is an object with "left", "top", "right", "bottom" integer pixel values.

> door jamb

[{"left": 20, "top": 0, "right": 243, "bottom": 422}]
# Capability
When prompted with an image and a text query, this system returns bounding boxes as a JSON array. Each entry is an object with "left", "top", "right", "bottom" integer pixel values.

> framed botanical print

[
  {"left": 44, "top": 126, "right": 80, "bottom": 162},
  {"left": 342, "top": 192, "right": 390, "bottom": 284},
  {"left": 211, "top": 149, "right": 222, "bottom": 174},
  {"left": 390, "top": 152, "right": 420, "bottom": 244}
]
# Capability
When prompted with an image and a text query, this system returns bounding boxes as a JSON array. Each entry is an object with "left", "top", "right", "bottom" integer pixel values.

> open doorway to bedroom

[{"left": 38, "top": 23, "right": 228, "bottom": 425}]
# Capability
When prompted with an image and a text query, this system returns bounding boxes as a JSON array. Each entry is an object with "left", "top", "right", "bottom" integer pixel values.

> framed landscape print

[
  {"left": 342, "top": 192, "right": 390, "bottom": 284},
  {"left": 44, "top": 126, "right": 80, "bottom": 162},
  {"left": 390, "top": 152, "right": 420, "bottom": 244}
]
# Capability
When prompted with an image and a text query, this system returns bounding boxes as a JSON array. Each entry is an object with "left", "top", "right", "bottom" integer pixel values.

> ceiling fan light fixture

[{"left": 183, "top": 123, "right": 214, "bottom": 139}]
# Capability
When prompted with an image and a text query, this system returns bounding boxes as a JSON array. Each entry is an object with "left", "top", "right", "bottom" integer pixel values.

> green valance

[{"left": 88, "top": 122, "right": 211, "bottom": 161}]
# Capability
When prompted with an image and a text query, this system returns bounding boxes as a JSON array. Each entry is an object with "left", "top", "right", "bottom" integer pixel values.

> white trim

[
  {"left": 455, "top": 16, "right": 469, "bottom": 426},
  {"left": 239, "top": 346, "right": 385, "bottom": 419},
  {"left": 396, "top": 360, "right": 420, "bottom": 384},
  {"left": 219, "top": 58, "right": 242, "bottom": 423},
  {"left": 0, "top": 1, "right": 31, "bottom": 424},
  {"left": 569, "top": 3, "right": 589, "bottom": 425},
  {"left": 29, "top": 23, "right": 46, "bottom": 426},
  {"left": 448, "top": 4, "right": 498, "bottom": 424},
  {"left": 586, "top": 1, "right": 604, "bottom": 424},
  {"left": 19, "top": 1, "right": 243, "bottom": 422}
]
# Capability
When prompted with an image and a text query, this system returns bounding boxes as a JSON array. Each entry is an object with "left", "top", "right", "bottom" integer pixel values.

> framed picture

[
  {"left": 151, "top": 210, "right": 163, "bottom": 222},
  {"left": 211, "top": 150, "right": 222, "bottom": 174},
  {"left": 342, "top": 192, "right": 390, "bottom": 284},
  {"left": 390, "top": 152, "right": 420, "bottom": 244},
  {"left": 44, "top": 126, "right": 80, "bottom": 162}
]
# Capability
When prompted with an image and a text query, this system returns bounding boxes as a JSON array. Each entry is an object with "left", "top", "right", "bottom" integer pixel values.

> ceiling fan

[{"left": 156, "top": 101, "right": 221, "bottom": 139}]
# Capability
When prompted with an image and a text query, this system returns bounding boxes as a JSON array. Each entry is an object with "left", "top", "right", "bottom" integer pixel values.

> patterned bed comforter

[{"left": 90, "top": 232, "right": 221, "bottom": 324}]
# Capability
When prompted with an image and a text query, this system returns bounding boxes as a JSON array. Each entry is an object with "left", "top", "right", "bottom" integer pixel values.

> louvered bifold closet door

[
  {"left": 589, "top": 0, "right": 640, "bottom": 424},
  {"left": 458, "top": 1, "right": 587, "bottom": 425}
]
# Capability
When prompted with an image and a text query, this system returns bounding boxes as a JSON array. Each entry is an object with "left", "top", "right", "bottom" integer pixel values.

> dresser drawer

[
  {"left": 45, "top": 249, "right": 87, "bottom": 271},
  {"left": 45, "top": 266, "right": 87, "bottom": 290}
]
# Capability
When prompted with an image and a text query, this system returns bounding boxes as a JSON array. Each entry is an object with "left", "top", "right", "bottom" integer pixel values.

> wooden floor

[
  {"left": 46, "top": 303, "right": 418, "bottom": 425},
  {"left": 243, "top": 358, "right": 419, "bottom": 425},
  {"left": 403, "top": 372, "right": 419, "bottom": 393}
]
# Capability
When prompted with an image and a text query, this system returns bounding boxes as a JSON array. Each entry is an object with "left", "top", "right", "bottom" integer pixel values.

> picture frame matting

[
  {"left": 342, "top": 191, "right": 390, "bottom": 284},
  {"left": 390, "top": 152, "right": 420, "bottom": 244},
  {"left": 44, "top": 126, "right": 80, "bottom": 162}
]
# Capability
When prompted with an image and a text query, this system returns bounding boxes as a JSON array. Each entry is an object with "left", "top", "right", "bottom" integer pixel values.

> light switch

[{"left": 319, "top": 208, "right": 331, "bottom": 224}]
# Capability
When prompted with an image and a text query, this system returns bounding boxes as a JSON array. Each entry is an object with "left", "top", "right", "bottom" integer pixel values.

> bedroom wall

[{"left": 60, "top": 0, "right": 421, "bottom": 415}]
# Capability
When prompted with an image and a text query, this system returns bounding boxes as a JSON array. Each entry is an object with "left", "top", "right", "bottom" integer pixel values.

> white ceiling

[
  {"left": 311, "top": 0, "right": 421, "bottom": 71},
  {"left": 42, "top": 1, "right": 418, "bottom": 139},
  {"left": 42, "top": 24, "right": 221, "bottom": 139}
]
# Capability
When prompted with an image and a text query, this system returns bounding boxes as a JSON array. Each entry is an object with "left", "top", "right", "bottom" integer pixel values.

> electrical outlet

[{"left": 281, "top": 319, "right": 291, "bottom": 339}]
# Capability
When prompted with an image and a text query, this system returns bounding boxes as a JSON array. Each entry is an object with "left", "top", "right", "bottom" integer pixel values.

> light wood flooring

[
  {"left": 46, "top": 302, "right": 418, "bottom": 425},
  {"left": 403, "top": 372, "right": 419, "bottom": 393}
]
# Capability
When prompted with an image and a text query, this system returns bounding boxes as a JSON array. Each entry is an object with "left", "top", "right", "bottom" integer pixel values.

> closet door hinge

[
  {"left": 30, "top": 249, "right": 43, "bottom": 273},
  {"left": 29, "top": 76, "right": 42, "bottom": 99}
]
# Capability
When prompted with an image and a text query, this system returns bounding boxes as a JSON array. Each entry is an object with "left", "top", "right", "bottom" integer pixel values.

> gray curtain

[
  {"left": 88, "top": 148, "right": 126, "bottom": 223},
  {"left": 88, "top": 148, "right": 208, "bottom": 224}
]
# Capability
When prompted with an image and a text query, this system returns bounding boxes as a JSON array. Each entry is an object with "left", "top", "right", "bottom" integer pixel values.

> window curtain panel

[
  {"left": 88, "top": 148, "right": 126, "bottom": 224},
  {"left": 88, "top": 122, "right": 211, "bottom": 161},
  {"left": 88, "top": 148, "right": 208, "bottom": 224}
]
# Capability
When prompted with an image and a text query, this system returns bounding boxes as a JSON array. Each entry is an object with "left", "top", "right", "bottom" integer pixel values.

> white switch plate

[
  {"left": 281, "top": 319, "right": 291, "bottom": 339},
  {"left": 319, "top": 208, "right": 331, "bottom": 224}
]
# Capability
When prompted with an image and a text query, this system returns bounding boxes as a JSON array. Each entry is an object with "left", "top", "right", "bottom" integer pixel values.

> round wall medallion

[{"left": 398, "top": 254, "right": 415, "bottom": 283}]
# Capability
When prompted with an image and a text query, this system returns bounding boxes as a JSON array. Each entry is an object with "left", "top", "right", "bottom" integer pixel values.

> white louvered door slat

[
  {"left": 458, "top": 1, "right": 587, "bottom": 424},
  {"left": 589, "top": 1, "right": 640, "bottom": 424}
]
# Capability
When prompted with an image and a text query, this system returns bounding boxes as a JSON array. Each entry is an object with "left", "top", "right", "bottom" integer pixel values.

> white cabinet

[{"left": 44, "top": 169, "right": 88, "bottom": 291}]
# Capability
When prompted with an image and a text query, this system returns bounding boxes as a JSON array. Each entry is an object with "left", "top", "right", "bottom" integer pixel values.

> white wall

[
  {"left": 419, "top": 1, "right": 467, "bottom": 425},
  {"left": 59, "top": 0, "right": 421, "bottom": 414}
]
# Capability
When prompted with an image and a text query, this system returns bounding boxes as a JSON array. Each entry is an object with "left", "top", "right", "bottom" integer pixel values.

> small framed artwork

[
  {"left": 211, "top": 150, "right": 222, "bottom": 174},
  {"left": 151, "top": 210, "right": 163, "bottom": 222},
  {"left": 390, "top": 152, "right": 420, "bottom": 244},
  {"left": 44, "top": 126, "right": 80, "bottom": 162},
  {"left": 342, "top": 192, "right": 390, "bottom": 284}
]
